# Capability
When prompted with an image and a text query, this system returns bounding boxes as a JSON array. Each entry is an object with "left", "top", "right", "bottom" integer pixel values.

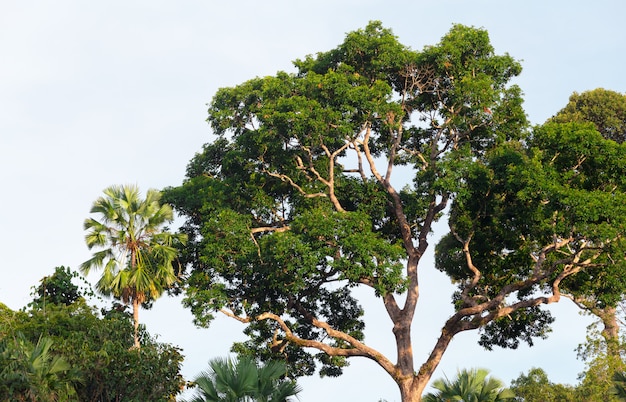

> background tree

[
  {"left": 422, "top": 368, "right": 514, "bottom": 402},
  {"left": 436, "top": 119, "right": 626, "bottom": 352},
  {"left": 574, "top": 353, "right": 623, "bottom": 401},
  {"left": 550, "top": 88, "right": 626, "bottom": 143},
  {"left": 165, "top": 22, "right": 626, "bottom": 401},
  {"left": 0, "top": 268, "right": 186, "bottom": 402},
  {"left": 547, "top": 88, "right": 626, "bottom": 362},
  {"left": 80, "top": 184, "right": 186, "bottom": 348},
  {"left": 573, "top": 323, "right": 626, "bottom": 402},
  {"left": 28, "top": 266, "right": 97, "bottom": 312},
  {"left": 509, "top": 367, "right": 575, "bottom": 401},
  {"left": 185, "top": 356, "right": 301, "bottom": 402},
  {"left": 444, "top": 120, "right": 626, "bottom": 400}
]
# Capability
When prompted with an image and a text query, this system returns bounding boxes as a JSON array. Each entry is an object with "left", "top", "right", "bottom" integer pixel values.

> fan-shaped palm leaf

[
  {"left": 423, "top": 368, "right": 515, "bottom": 402},
  {"left": 186, "top": 356, "right": 301, "bottom": 402}
]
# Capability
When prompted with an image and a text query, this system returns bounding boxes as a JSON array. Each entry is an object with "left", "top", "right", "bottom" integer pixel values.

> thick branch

[
  {"left": 416, "top": 235, "right": 607, "bottom": 383},
  {"left": 263, "top": 169, "right": 327, "bottom": 199},
  {"left": 250, "top": 226, "right": 290, "bottom": 234},
  {"left": 362, "top": 124, "right": 416, "bottom": 258},
  {"left": 219, "top": 308, "right": 399, "bottom": 378}
]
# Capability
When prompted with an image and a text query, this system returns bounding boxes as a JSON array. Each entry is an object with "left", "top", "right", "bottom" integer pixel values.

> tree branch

[{"left": 219, "top": 307, "right": 399, "bottom": 378}]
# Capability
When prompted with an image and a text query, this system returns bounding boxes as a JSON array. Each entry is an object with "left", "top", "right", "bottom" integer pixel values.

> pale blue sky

[{"left": 1, "top": 1, "right": 625, "bottom": 400}]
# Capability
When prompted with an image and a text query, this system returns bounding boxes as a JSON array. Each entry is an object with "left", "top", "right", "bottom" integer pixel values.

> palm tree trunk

[{"left": 132, "top": 298, "right": 140, "bottom": 349}]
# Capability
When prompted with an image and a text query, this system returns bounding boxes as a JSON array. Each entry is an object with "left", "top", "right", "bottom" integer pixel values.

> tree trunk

[
  {"left": 600, "top": 306, "right": 620, "bottom": 358},
  {"left": 396, "top": 317, "right": 461, "bottom": 402},
  {"left": 132, "top": 298, "right": 140, "bottom": 349},
  {"left": 398, "top": 377, "right": 430, "bottom": 402}
]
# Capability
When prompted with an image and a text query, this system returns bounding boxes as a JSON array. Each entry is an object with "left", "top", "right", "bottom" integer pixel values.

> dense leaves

[
  {"left": 550, "top": 88, "right": 626, "bottom": 143},
  {"left": 165, "top": 21, "right": 626, "bottom": 401},
  {"left": 612, "top": 371, "right": 626, "bottom": 400},
  {"left": 0, "top": 332, "right": 80, "bottom": 401},
  {"left": 30, "top": 266, "right": 81, "bottom": 308},
  {"left": 422, "top": 368, "right": 515, "bottom": 401},
  {"left": 546, "top": 89, "right": 626, "bottom": 358},
  {"left": 185, "top": 356, "right": 301, "bottom": 402},
  {"left": 509, "top": 368, "right": 575, "bottom": 401},
  {"left": 0, "top": 269, "right": 185, "bottom": 401},
  {"left": 436, "top": 121, "right": 626, "bottom": 350}
]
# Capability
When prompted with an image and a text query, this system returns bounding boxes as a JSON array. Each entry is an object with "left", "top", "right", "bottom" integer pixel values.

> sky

[{"left": 1, "top": 1, "right": 625, "bottom": 400}]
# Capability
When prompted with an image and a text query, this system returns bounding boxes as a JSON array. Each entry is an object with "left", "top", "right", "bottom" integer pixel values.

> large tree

[
  {"left": 165, "top": 22, "right": 626, "bottom": 401},
  {"left": 80, "top": 184, "right": 186, "bottom": 348}
]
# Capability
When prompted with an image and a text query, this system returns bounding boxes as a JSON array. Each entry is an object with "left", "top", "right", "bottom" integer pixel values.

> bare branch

[
  {"left": 263, "top": 168, "right": 327, "bottom": 199},
  {"left": 250, "top": 226, "right": 290, "bottom": 234},
  {"left": 362, "top": 124, "right": 416, "bottom": 257},
  {"left": 384, "top": 112, "right": 403, "bottom": 182}
]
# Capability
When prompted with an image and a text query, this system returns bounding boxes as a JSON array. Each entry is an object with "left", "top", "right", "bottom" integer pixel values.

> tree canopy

[
  {"left": 0, "top": 333, "right": 80, "bottom": 401},
  {"left": 509, "top": 367, "right": 575, "bottom": 401},
  {"left": 546, "top": 88, "right": 626, "bottom": 362},
  {"left": 165, "top": 22, "right": 626, "bottom": 401},
  {"left": 550, "top": 88, "right": 626, "bottom": 143}
]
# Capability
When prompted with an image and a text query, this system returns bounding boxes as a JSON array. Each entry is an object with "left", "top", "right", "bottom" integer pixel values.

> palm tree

[
  {"left": 612, "top": 371, "right": 626, "bottom": 400},
  {"left": 423, "top": 368, "right": 515, "bottom": 402},
  {"left": 0, "top": 334, "right": 80, "bottom": 401},
  {"left": 186, "top": 356, "right": 301, "bottom": 402},
  {"left": 80, "top": 184, "right": 186, "bottom": 348}
]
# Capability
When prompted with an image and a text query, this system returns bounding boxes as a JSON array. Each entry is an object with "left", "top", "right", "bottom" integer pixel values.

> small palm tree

[
  {"left": 423, "top": 368, "right": 515, "bottom": 402},
  {"left": 612, "top": 371, "right": 626, "bottom": 400},
  {"left": 186, "top": 356, "right": 301, "bottom": 402},
  {"left": 80, "top": 184, "right": 186, "bottom": 348},
  {"left": 0, "top": 334, "right": 80, "bottom": 401}
]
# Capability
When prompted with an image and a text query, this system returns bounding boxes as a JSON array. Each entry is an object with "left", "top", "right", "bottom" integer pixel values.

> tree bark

[
  {"left": 398, "top": 378, "right": 427, "bottom": 402},
  {"left": 599, "top": 306, "right": 620, "bottom": 358}
]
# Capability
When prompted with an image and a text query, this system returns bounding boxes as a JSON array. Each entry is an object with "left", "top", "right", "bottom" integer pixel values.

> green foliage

[
  {"left": 1, "top": 269, "right": 185, "bottom": 401},
  {"left": 81, "top": 184, "right": 187, "bottom": 347},
  {"left": 437, "top": 120, "right": 626, "bottom": 350},
  {"left": 478, "top": 307, "right": 555, "bottom": 350},
  {"left": 28, "top": 266, "right": 97, "bottom": 310},
  {"left": 165, "top": 20, "right": 530, "bottom": 383},
  {"left": 509, "top": 367, "right": 575, "bottom": 401},
  {"left": 165, "top": 20, "right": 626, "bottom": 401},
  {"left": 510, "top": 362, "right": 626, "bottom": 402},
  {"left": 612, "top": 371, "right": 626, "bottom": 400},
  {"left": 573, "top": 328, "right": 625, "bottom": 402},
  {"left": 423, "top": 368, "right": 515, "bottom": 401},
  {"left": 185, "top": 356, "right": 301, "bottom": 402},
  {"left": 546, "top": 88, "right": 626, "bottom": 362},
  {"left": 575, "top": 355, "right": 623, "bottom": 402},
  {"left": 0, "top": 333, "right": 80, "bottom": 401},
  {"left": 550, "top": 88, "right": 626, "bottom": 143}
]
